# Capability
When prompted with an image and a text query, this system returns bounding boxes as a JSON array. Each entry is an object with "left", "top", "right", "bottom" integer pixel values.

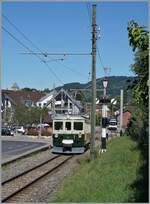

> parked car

[
  {"left": 1, "top": 127, "right": 14, "bottom": 136},
  {"left": 16, "top": 126, "right": 25, "bottom": 134},
  {"left": 108, "top": 118, "right": 118, "bottom": 130}
]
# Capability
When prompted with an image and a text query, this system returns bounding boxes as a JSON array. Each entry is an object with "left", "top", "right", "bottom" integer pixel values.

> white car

[
  {"left": 108, "top": 119, "right": 117, "bottom": 130},
  {"left": 17, "top": 126, "right": 25, "bottom": 134}
]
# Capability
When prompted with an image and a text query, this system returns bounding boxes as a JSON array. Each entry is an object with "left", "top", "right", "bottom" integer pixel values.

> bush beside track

[{"left": 50, "top": 135, "right": 143, "bottom": 202}]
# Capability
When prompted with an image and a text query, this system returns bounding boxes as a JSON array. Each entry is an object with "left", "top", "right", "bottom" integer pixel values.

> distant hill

[{"left": 55, "top": 76, "right": 136, "bottom": 98}]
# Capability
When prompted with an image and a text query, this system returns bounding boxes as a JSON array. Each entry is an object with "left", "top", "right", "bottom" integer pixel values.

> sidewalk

[{"left": 1, "top": 135, "right": 52, "bottom": 144}]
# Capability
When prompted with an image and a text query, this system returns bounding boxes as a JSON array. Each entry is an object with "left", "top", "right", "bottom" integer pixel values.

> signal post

[{"left": 99, "top": 77, "right": 110, "bottom": 153}]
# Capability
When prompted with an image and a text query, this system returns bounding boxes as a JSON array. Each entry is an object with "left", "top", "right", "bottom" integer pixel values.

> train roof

[{"left": 52, "top": 114, "right": 88, "bottom": 120}]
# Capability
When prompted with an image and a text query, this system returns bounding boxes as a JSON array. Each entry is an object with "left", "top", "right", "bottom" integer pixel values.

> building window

[{"left": 25, "top": 100, "right": 32, "bottom": 107}]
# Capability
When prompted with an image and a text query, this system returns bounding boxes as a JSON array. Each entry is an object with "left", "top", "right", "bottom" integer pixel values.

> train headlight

[
  {"left": 54, "top": 134, "right": 58, "bottom": 138},
  {"left": 78, "top": 132, "right": 82, "bottom": 138}
]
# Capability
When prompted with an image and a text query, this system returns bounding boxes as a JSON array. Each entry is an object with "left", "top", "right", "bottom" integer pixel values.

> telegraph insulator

[
  {"left": 97, "top": 26, "right": 100, "bottom": 31},
  {"left": 97, "top": 34, "right": 101, "bottom": 39}
]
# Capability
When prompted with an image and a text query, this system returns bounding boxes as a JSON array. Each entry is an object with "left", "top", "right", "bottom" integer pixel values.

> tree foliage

[
  {"left": 128, "top": 20, "right": 148, "bottom": 51},
  {"left": 127, "top": 20, "right": 149, "bottom": 109},
  {"left": 127, "top": 20, "right": 148, "bottom": 202},
  {"left": 12, "top": 106, "right": 49, "bottom": 126}
]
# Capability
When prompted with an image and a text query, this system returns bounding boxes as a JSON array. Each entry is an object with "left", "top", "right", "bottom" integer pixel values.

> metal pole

[
  {"left": 39, "top": 112, "right": 42, "bottom": 138},
  {"left": 120, "top": 89, "right": 123, "bottom": 135},
  {"left": 61, "top": 90, "right": 63, "bottom": 114},
  {"left": 104, "top": 87, "right": 106, "bottom": 96},
  {"left": 101, "top": 92, "right": 108, "bottom": 153},
  {"left": 90, "top": 4, "right": 97, "bottom": 160}
]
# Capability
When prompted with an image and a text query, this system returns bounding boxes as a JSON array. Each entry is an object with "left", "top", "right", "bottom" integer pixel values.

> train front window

[
  {"left": 54, "top": 122, "right": 63, "bottom": 130},
  {"left": 110, "top": 122, "right": 117, "bottom": 125},
  {"left": 65, "top": 122, "right": 71, "bottom": 130},
  {"left": 74, "top": 122, "right": 83, "bottom": 130}
]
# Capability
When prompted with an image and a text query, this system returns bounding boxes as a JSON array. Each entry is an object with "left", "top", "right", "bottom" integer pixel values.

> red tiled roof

[{"left": 2, "top": 89, "right": 46, "bottom": 106}]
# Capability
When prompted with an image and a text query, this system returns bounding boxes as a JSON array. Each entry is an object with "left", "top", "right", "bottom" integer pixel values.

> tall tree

[
  {"left": 127, "top": 20, "right": 149, "bottom": 109},
  {"left": 127, "top": 20, "right": 148, "bottom": 202}
]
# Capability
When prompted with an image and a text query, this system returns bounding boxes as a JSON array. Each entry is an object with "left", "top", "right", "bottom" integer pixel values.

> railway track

[{"left": 2, "top": 154, "right": 73, "bottom": 202}]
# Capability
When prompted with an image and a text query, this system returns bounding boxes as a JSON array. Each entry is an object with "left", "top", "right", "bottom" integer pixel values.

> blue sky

[{"left": 2, "top": 2, "right": 148, "bottom": 90}]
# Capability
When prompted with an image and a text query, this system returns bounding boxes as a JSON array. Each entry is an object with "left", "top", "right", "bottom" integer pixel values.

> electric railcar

[{"left": 51, "top": 114, "right": 90, "bottom": 154}]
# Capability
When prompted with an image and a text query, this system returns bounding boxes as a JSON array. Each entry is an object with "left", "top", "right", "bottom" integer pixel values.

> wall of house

[
  {"left": 117, "top": 111, "right": 131, "bottom": 128},
  {"left": 123, "top": 111, "right": 131, "bottom": 128},
  {"left": 36, "top": 95, "right": 53, "bottom": 108},
  {"left": 72, "top": 104, "right": 80, "bottom": 115}
]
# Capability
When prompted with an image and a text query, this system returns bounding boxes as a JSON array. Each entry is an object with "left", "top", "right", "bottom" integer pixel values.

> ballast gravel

[
  {"left": 2, "top": 149, "right": 53, "bottom": 182},
  {"left": 2, "top": 129, "right": 118, "bottom": 202},
  {"left": 2, "top": 149, "right": 89, "bottom": 203}
]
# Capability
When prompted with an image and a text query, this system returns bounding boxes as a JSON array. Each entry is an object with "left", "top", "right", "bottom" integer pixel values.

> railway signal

[{"left": 99, "top": 68, "right": 111, "bottom": 153}]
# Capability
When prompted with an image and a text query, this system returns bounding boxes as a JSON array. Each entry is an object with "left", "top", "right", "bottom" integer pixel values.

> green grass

[{"left": 50, "top": 136, "right": 142, "bottom": 202}]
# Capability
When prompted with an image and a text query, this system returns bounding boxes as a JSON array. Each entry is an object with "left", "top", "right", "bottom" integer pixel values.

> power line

[
  {"left": 86, "top": 2, "right": 91, "bottom": 25},
  {"left": 2, "top": 26, "right": 36, "bottom": 54},
  {"left": 3, "top": 14, "right": 43, "bottom": 54},
  {"left": 97, "top": 47, "right": 104, "bottom": 68},
  {"left": 20, "top": 52, "right": 91, "bottom": 56},
  {"left": 3, "top": 14, "right": 89, "bottom": 79},
  {"left": 21, "top": 52, "right": 89, "bottom": 78},
  {"left": 2, "top": 26, "right": 64, "bottom": 85},
  {"left": 43, "top": 62, "right": 64, "bottom": 84},
  {"left": 21, "top": 53, "right": 89, "bottom": 78}
]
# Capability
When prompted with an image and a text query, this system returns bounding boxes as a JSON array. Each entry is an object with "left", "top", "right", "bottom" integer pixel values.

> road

[{"left": 1, "top": 137, "right": 51, "bottom": 159}]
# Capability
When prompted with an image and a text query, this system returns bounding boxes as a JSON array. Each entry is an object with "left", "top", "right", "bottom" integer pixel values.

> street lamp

[{"left": 103, "top": 79, "right": 108, "bottom": 96}]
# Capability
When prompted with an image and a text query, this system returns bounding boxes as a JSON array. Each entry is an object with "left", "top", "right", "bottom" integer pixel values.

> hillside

[{"left": 55, "top": 76, "right": 135, "bottom": 98}]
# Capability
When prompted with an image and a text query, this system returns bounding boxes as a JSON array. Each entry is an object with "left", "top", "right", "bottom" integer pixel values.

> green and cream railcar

[{"left": 51, "top": 114, "right": 90, "bottom": 154}]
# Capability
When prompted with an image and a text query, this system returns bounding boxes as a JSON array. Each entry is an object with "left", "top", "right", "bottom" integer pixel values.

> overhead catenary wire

[
  {"left": 97, "top": 47, "right": 104, "bottom": 68},
  {"left": 2, "top": 14, "right": 44, "bottom": 54},
  {"left": 3, "top": 14, "right": 88, "bottom": 79},
  {"left": 2, "top": 26, "right": 64, "bottom": 85},
  {"left": 86, "top": 2, "right": 92, "bottom": 26},
  {"left": 20, "top": 52, "right": 91, "bottom": 56}
]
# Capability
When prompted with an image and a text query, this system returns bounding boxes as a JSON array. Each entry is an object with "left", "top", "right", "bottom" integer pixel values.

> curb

[
  {"left": 2, "top": 144, "right": 51, "bottom": 166},
  {"left": 1, "top": 135, "right": 52, "bottom": 143}
]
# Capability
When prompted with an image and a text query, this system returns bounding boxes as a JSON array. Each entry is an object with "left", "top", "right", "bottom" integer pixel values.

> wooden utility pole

[{"left": 90, "top": 4, "right": 97, "bottom": 160}]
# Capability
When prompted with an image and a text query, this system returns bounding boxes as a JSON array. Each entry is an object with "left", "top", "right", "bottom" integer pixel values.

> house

[
  {"left": 117, "top": 110, "right": 131, "bottom": 129},
  {"left": 36, "top": 90, "right": 57, "bottom": 108},
  {"left": 1, "top": 89, "right": 45, "bottom": 125},
  {"left": 1, "top": 88, "right": 85, "bottom": 126},
  {"left": 46, "top": 88, "right": 84, "bottom": 115},
  {"left": 2, "top": 89, "right": 45, "bottom": 108}
]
